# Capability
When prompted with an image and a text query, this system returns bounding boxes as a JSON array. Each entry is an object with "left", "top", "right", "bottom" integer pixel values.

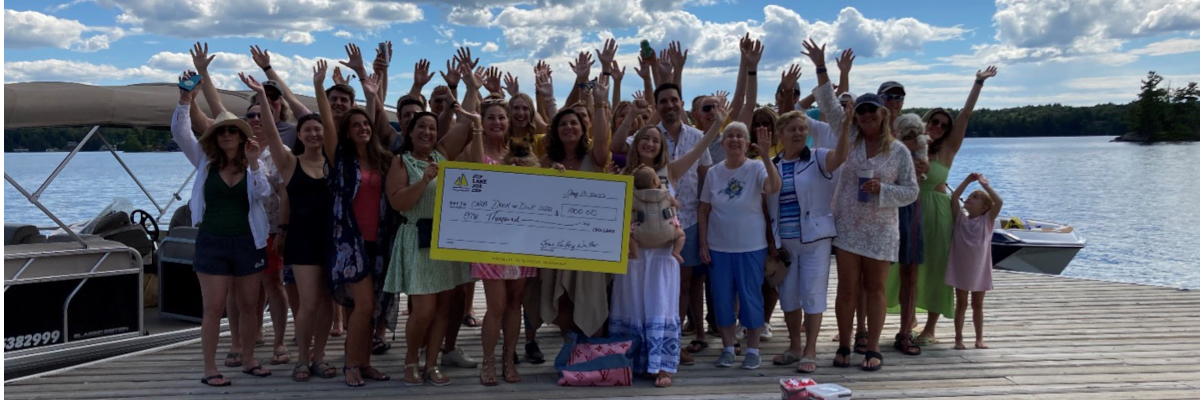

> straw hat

[{"left": 199, "top": 111, "right": 253, "bottom": 144}]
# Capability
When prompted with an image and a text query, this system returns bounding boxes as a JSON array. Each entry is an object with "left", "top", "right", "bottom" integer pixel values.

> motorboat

[{"left": 992, "top": 216, "right": 1087, "bottom": 276}]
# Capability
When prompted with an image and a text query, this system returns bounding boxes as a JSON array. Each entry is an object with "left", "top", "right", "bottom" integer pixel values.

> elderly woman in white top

[
  {"left": 698, "top": 122, "right": 781, "bottom": 370},
  {"left": 804, "top": 39, "right": 919, "bottom": 372}
]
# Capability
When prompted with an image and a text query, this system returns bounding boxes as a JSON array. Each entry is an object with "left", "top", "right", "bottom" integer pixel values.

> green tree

[
  {"left": 1129, "top": 71, "right": 1169, "bottom": 140},
  {"left": 123, "top": 135, "right": 145, "bottom": 152}
]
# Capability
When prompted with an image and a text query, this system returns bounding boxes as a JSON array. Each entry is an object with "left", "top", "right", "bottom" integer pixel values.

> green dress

[
  {"left": 384, "top": 152, "right": 471, "bottom": 295},
  {"left": 886, "top": 160, "right": 955, "bottom": 318}
]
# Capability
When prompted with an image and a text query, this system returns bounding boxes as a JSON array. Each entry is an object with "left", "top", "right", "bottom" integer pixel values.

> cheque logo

[
  {"left": 453, "top": 174, "right": 470, "bottom": 192},
  {"left": 470, "top": 174, "right": 487, "bottom": 193}
]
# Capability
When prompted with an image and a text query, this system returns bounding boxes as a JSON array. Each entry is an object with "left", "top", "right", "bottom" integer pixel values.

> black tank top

[{"left": 286, "top": 161, "right": 331, "bottom": 235}]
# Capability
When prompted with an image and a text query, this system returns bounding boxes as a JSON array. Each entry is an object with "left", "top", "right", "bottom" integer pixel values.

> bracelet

[
  {"left": 975, "top": 79, "right": 985, "bottom": 86},
  {"left": 448, "top": 84, "right": 459, "bottom": 90},
  {"left": 602, "top": 72, "right": 612, "bottom": 76},
  {"left": 748, "top": 71, "right": 757, "bottom": 76},
  {"left": 262, "top": 65, "right": 273, "bottom": 72},
  {"left": 816, "top": 66, "right": 827, "bottom": 74}
]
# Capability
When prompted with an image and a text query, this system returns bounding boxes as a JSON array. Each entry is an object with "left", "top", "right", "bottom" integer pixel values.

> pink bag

[{"left": 555, "top": 334, "right": 636, "bottom": 387}]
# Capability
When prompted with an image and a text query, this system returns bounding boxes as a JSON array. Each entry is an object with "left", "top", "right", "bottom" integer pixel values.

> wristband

[
  {"left": 602, "top": 72, "right": 612, "bottom": 76},
  {"left": 816, "top": 66, "right": 827, "bottom": 74},
  {"left": 975, "top": 79, "right": 985, "bottom": 86},
  {"left": 448, "top": 84, "right": 459, "bottom": 90},
  {"left": 748, "top": 71, "right": 757, "bottom": 76},
  {"left": 262, "top": 65, "right": 273, "bottom": 72}
]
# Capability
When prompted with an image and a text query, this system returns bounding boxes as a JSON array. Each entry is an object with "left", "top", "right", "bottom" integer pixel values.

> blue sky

[{"left": 5, "top": 0, "right": 1200, "bottom": 109}]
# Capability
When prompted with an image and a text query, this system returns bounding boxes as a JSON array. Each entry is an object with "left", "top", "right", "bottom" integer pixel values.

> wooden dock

[{"left": 6, "top": 270, "right": 1200, "bottom": 399}]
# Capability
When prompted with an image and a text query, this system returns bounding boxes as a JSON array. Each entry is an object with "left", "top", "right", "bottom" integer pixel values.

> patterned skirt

[{"left": 608, "top": 246, "right": 681, "bottom": 374}]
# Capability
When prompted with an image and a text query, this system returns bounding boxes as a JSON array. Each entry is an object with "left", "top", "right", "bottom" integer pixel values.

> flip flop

[
  {"left": 862, "top": 351, "right": 884, "bottom": 372},
  {"left": 242, "top": 365, "right": 272, "bottom": 378},
  {"left": 797, "top": 357, "right": 818, "bottom": 373},
  {"left": 270, "top": 350, "right": 291, "bottom": 365},
  {"left": 224, "top": 352, "right": 242, "bottom": 367},
  {"left": 832, "top": 346, "right": 852, "bottom": 368},
  {"left": 462, "top": 315, "right": 481, "bottom": 328},
  {"left": 913, "top": 335, "right": 938, "bottom": 346},
  {"left": 686, "top": 340, "right": 708, "bottom": 353},
  {"left": 361, "top": 366, "right": 390, "bottom": 381},
  {"left": 772, "top": 350, "right": 799, "bottom": 366},
  {"left": 200, "top": 374, "right": 231, "bottom": 387},
  {"left": 371, "top": 337, "right": 391, "bottom": 355}
]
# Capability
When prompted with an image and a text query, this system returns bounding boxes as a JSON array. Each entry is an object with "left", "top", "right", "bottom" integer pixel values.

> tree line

[
  {"left": 3, "top": 127, "right": 171, "bottom": 152},
  {"left": 1126, "top": 71, "right": 1200, "bottom": 142}
]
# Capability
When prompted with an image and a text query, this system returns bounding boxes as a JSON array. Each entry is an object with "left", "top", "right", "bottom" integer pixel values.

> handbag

[
  {"left": 765, "top": 247, "right": 791, "bottom": 288},
  {"left": 554, "top": 333, "right": 637, "bottom": 387},
  {"left": 416, "top": 218, "right": 433, "bottom": 249}
]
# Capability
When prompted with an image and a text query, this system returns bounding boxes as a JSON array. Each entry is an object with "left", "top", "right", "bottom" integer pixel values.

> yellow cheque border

[{"left": 430, "top": 161, "right": 633, "bottom": 274}]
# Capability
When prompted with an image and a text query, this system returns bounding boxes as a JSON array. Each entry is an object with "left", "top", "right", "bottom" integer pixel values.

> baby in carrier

[{"left": 629, "top": 165, "right": 686, "bottom": 264}]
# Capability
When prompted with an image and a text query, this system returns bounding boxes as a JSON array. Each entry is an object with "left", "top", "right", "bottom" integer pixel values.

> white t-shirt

[{"left": 700, "top": 159, "right": 769, "bottom": 253}]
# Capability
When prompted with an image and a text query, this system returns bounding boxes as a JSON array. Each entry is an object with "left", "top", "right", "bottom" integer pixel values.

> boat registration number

[{"left": 5, "top": 331, "right": 61, "bottom": 350}]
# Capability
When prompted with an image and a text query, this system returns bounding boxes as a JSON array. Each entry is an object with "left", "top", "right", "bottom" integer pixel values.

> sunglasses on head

[
  {"left": 881, "top": 93, "right": 905, "bottom": 102},
  {"left": 701, "top": 104, "right": 715, "bottom": 112},
  {"left": 245, "top": 112, "right": 261, "bottom": 120},
  {"left": 855, "top": 103, "right": 879, "bottom": 115}
]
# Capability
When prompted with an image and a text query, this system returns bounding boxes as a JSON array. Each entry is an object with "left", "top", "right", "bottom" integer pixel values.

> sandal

[
  {"left": 503, "top": 356, "right": 521, "bottom": 383},
  {"left": 797, "top": 357, "right": 818, "bottom": 373},
  {"left": 310, "top": 361, "right": 337, "bottom": 379},
  {"left": 462, "top": 315, "right": 481, "bottom": 328},
  {"left": 773, "top": 350, "right": 800, "bottom": 366},
  {"left": 679, "top": 349, "right": 696, "bottom": 366},
  {"left": 241, "top": 364, "right": 272, "bottom": 378},
  {"left": 200, "top": 374, "right": 231, "bottom": 387},
  {"left": 853, "top": 332, "right": 868, "bottom": 355},
  {"left": 224, "top": 352, "right": 242, "bottom": 367},
  {"left": 480, "top": 357, "right": 498, "bottom": 386},
  {"left": 271, "top": 349, "right": 290, "bottom": 365},
  {"left": 862, "top": 351, "right": 884, "bottom": 372},
  {"left": 425, "top": 366, "right": 451, "bottom": 386},
  {"left": 685, "top": 340, "right": 708, "bottom": 353},
  {"left": 343, "top": 366, "right": 364, "bottom": 387},
  {"left": 913, "top": 335, "right": 938, "bottom": 346},
  {"left": 361, "top": 366, "right": 389, "bottom": 381},
  {"left": 832, "top": 346, "right": 852, "bottom": 368},
  {"left": 403, "top": 363, "right": 422, "bottom": 386},
  {"left": 292, "top": 363, "right": 311, "bottom": 382},
  {"left": 654, "top": 371, "right": 673, "bottom": 388},
  {"left": 371, "top": 337, "right": 391, "bottom": 355},
  {"left": 894, "top": 333, "right": 922, "bottom": 356}
]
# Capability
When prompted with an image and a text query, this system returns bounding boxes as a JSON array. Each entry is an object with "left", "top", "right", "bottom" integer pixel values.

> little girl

[
  {"left": 629, "top": 165, "right": 686, "bottom": 263},
  {"left": 945, "top": 173, "right": 1003, "bottom": 350}
]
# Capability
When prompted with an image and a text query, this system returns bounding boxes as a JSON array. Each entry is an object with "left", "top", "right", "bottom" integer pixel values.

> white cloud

[
  {"left": 1131, "top": 37, "right": 1200, "bottom": 56},
  {"left": 333, "top": 30, "right": 353, "bottom": 39},
  {"left": 4, "top": 59, "right": 174, "bottom": 83},
  {"left": 1136, "top": 0, "right": 1200, "bottom": 34},
  {"left": 91, "top": 0, "right": 423, "bottom": 43},
  {"left": 4, "top": 9, "right": 125, "bottom": 52},
  {"left": 446, "top": 6, "right": 493, "bottom": 27},
  {"left": 482, "top": 42, "right": 499, "bottom": 52}
]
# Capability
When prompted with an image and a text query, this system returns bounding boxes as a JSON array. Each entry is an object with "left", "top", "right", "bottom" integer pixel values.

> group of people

[{"left": 171, "top": 34, "right": 1002, "bottom": 390}]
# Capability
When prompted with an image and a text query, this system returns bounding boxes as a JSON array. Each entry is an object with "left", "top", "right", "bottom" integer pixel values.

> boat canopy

[{"left": 4, "top": 81, "right": 394, "bottom": 130}]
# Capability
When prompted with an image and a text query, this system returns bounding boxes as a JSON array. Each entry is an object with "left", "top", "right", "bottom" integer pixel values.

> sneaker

[
  {"left": 715, "top": 350, "right": 736, "bottom": 368},
  {"left": 525, "top": 341, "right": 545, "bottom": 364},
  {"left": 734, "top": 325, "right": 746, "bottom": 341},
  {"left": 741, "top": 352, "right": 761, "bottom": 370},
  {"left": 440, "top": 347, "right": 479, "bottom": 368},
  {"left": 760, "top": 323, "right": 774, "bottom": 342}
]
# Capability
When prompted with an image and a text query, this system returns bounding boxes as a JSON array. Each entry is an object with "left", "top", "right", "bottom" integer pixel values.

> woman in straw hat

[{"left": 172, "top": 71, "right": 273, "bottom": 387}]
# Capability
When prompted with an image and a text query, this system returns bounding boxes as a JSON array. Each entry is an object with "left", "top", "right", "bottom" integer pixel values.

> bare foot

[
  {"left": 975, "top": 340, "right": 988, "bottom": 349},
  {"left": 953, "top": 341, "right": 966, "bottom": 350}
]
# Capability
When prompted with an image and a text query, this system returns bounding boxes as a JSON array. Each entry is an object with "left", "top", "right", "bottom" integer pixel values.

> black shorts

[{"left": 193, "top": 231, "right": 266, "bottom": 277}]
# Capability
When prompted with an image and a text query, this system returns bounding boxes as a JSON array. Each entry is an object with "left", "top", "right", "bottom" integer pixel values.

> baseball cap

[
  {"left": 263, "top": 80, "right": 283, "bottom": 97},
  {"left": 877, "top": 81, "right": 905, "bottom": 95},
  {"left": 855, "top": 93, "right": 884, "bottom": 110}
]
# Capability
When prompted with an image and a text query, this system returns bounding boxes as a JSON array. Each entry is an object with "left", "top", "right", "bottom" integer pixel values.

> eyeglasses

[
  {"left": 855, "top": 103, "right": 879, "bottom": 115},
  {"left": 881, "top": 93, "right": 905, "bottom": 102},
  {"left": 927, "top": 119, "right": 950, "bottom": 130},
  {"left": 245, "top": 112, "right": 261, "bottom": 120},
  {"left": 217, "top": 126, "right": 242, "bottom": 136},
  {"left": 701, "top": 104, "right": 715, "bottom": 112}
]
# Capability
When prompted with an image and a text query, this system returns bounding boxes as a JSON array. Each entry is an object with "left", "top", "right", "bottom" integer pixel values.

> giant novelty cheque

[{"left": 431, "top": 161, "right": 633, "bottom": 274}]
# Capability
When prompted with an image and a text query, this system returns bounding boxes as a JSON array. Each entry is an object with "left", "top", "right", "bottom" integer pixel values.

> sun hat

[
  {"left": 877, "top": 81, "right": 905, "bottom": 95},
  {"left": 199, "top": 111, "right": 254, "bottom": 144}
]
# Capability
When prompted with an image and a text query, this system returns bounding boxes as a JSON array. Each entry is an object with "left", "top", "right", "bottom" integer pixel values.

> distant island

[{"left": 4, "top": 71, "right": 1197, "bottom": 152}]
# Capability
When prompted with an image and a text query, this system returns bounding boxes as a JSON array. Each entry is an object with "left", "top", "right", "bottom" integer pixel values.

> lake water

[{"left": 5, "top": 136, "right": 1199, "bottom": 288}]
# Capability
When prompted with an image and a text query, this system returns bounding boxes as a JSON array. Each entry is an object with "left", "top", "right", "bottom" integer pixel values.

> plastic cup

[{"left": 858, "top": 169, "right": 874, "bottom": 202}]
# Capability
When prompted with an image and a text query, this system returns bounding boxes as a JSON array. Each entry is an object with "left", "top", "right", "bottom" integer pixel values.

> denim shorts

[{"left": 193, "top": 231, "right": 266, "bottom": 277}]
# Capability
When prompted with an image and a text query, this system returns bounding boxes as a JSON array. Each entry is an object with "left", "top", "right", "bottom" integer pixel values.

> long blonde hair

[
  {"left": 621, "top": 126, "right": 668, "bottom": 176},
  {"left": 854, "top": 107, "right": 895, "bottom": 154},
  {"left": 508, "top": 93, "right": 538, "bottom": 142}
]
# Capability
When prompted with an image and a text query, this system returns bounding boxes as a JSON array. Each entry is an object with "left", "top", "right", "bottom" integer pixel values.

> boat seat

[
  {"left": 5, "top": 223, "right": 47, "bottom": 245},
  {"left": 46, "top": 233, "right": 102, "bottom": 243},
  {"left": 4, "top": 239, "right": 141, "bottom": 282}
]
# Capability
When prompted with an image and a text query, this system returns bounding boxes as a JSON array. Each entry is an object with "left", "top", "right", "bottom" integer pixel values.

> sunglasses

[
  {"left": 881, "top": 93, "right": 905, "bottom": 102},
  {"left": 855, "top": 103, "right": 879, "bottom": 115},
  {"left": 245, "top": 112, "right": 261, "bottom": 120},
  {"left": 701, "top": 104, "right": 715, "bottom": 112},
  {"left": 927, "top": 119, "right": 950, "bottom": 130},
  {"left": 217, "top": 126, "right": 242, "bottom": 136}
]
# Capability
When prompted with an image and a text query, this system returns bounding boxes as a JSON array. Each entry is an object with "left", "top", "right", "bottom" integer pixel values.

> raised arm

[
  {"left": 410, "top": 58, "right": 437, "bottom": 100},
  {"left": 805, "top": 40, "right": 847, "bottom": 131},
  {"left": 370, "top": 48, "right": 398, "bottom": 147},
  {"left": 314, "top": 60, "right": 339, "bottom": 162},
  {"left": 595, "top": 38, "right": 618, "bottom": 102},
  {"left": 191, "top": 42, "right": 228, "bottom": 117},
  {"left": 755, "top": 126, "right": 781, "bottom": 194},
  {"left": 438, "top": 61, "right": 482, "bottom": 160},
  {"left": 189, "top": 98, "right": 213, "bottom": 135},
  {"left": 609, "top": 60, "right": 624, "bottom": 106},
  {"left": 668, "top": 41, "right": 687, "bottom": 89},
  {"left": 251, "top": 45, "right": 312, "bottom": 118},
  {"left": 173, "top": 71, "right": 204, "bottom": 168},
  {"left": 835, "top": 49, "right": 855, "bottom": 97},
  {"left": 609, "top": 97, "right": 648, "bottom": 154},
  {"left": 374, "top": 42, "right": 392, "bottom": 101},
  {"left": 564, "top": 51, "right": 594, "bottom": 107},
  {"left": 737, "top": 37, "right": 763, "bottom": 126},
  {"left": 667, "top": 103, "right": 725, "bottom": 184},
  {"left": 950, "top": 173, "right": 975, "bottom": 217},
  {"left": 978, "top": 174, "right": 1003, "bottom": 220},
  {"left": 483, "top": 66, "right": 503, "bottom": 99},
  {"left": 943, "top": 66, "right": 998, "bottom": 162},
  {"left": 589, "top": 78, "right": 613, "bottom": 166},
  {"left": 240, "top": 72, "right": 294, "bottom": 180},
  {"left": 635, "top": 55, "right": 654, "bottom": 106},
  {"left": 777, "top": 64, "right": 802, "bottom": 113},
  {"left": 824, "top": 98, "right": 854, "bottom": 173},
  {"left": 729, "top": 34, "right": 751, "bottom": 121},
  {"left": 448, "top": 104, "right": 484, "bottom": 163},
  {"left": 534, "top": 64, "right": 558, "bottom": 121}
]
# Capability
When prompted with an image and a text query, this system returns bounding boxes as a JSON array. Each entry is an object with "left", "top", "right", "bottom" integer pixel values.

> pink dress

[
  {"left": 944, "top": 211, "right": 994, "bottom": 292},
  {"left": 470, "top": 155, "right": 538, "bottom": 280}
]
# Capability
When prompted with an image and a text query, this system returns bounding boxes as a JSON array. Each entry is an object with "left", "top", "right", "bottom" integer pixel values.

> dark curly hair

[{"left": 546, "top": 108, "right": 590, "bottom": 163}]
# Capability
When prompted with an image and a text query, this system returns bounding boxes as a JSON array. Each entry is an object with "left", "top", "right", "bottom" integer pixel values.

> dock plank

[{"left": 6, "top": 270, "right": 1199, "bottom": 399}]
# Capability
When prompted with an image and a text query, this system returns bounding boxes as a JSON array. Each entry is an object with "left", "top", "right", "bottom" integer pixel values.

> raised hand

[
  {"left": 780, "top": 64, "right": 802, "bottom": 91},
  {"left": 360, "top": 73, "right": 381, "bottom": 99},
  {"left": 634, "top": 56, "right": 651, "bottom": 80},
  {"left": 714, "top": 90, "right": 730, "bottom": 104},
  {"left": 743, "top": 38, "right": 763, "bottom": 66},
  {"left": 178, "top": 70, "right": 200, "bottom": 103},
  {"left": 668, "top": 41, "right": 688, "bottom": 70},
  {"left": 656, "top": 49, "right": 673, "bottom": 77},
  {"left": 440, "top": 59, "right": 461, "bottom": 88},
  {"left": 836, "top": 48, "right": 856, "bottom": 72},
  {"left": 483, "top": 66, "right": 503, "bottom": 94},
  {"left": 596, "top": 38, "right": 618, "bottom": 66},
  {"left": 332, "top": 66, "right": 350, "bottom": 86},
  {"left": 632, "top": 90, "right": 646, "bottom": 102},
  {"left": 250, "top": 45, "right": 271, "bottom": 70},
  {"left": 190, "top": 42, "right": 215, "bottom": 74},
  {"left": 592, "top": 77, "right": 609, "bottom": 105},
  {"left": 535, "top": 70, "right": 554, "bottom": 97},
  {"left": 503, "top": 72, "right": 520, "bottom": 97},
  {"left": 801, "top": 39, "right": 827, "bottom": 67},
  {"left": 713, "top": 101, "right": 731, "bottom": 125},
  {"left": 453, "top": 102, "right": 481, "bottom": 128},
  {"left": 456, "top": 47, "right": 479, "bottom": 71},
  {"left": 238, "top": 72, "right": 264, "bottom": 93},
  {"left": 245, "top": 137, "right": 263, "bottom": 160},
  {"left": 610, "top": 60, "right": 625, "bottom": 82},
  {"left": 314, "top": 60, "right": 329, "bottom": 87},
  {"left": 570, "top": 51, "right": 594, "bottom": 81},
  {"left": 977, "top": 174, "right": 990, "bottom": 187},
  {"left": 752, "top": 126, "right": 772, "bottom": 155},
  {"left": 633, "top": 96, "right": 651, "bottom": 115},
  {"left": 422, "top": 162, "right": 439, "bottom": 183},
  {"left": 977, "top": 65, "right": 998, "bottom": 81},
  {"left": 535, "top": 59, "right": 551, "bottom": 77},
  {"left": 340, "top": 43, "right": 365, "bottom": 73},
  {"left": 413, "top": 59, "right": 435, "bottom": 88},
  {"left": 459, "top": 63, "right": 482, "bottom": 90}
]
